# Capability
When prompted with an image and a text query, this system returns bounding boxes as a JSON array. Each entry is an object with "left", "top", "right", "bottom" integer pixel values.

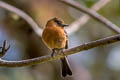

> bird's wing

[{"left": 64, "top": 30, "right": 68, "bottom": 49}]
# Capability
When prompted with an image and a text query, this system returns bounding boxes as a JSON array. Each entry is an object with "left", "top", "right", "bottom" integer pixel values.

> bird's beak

[{"left": 62, "top": 24, "right": 69, "bottom": 27}]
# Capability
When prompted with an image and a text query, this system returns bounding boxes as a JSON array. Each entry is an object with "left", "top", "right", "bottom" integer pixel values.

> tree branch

[
  {"left": 61, "top": 0, "right": 120, "bottom": 34},
  {"left": 0, "top": 0, "right": 116, "bottom": 36},
  {"left": 0, "top": 34, "right": 120, "bottom": 67},
  {"left": 0, "top": 40, "right": 10, "bottom": 57},
  {"left": 0, "top": 1, "right": 120, "bottom": 68},
  {"left": 0, "top": 1, "right": 43, "bottom": 36},
  {"left": 66, "top": 0, "right": 111, "bottom": 35}
]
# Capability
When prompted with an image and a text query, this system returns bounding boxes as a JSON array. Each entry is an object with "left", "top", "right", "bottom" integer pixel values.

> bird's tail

[{"left": 61, "top": 56, "right": 72, "bottom": 77}]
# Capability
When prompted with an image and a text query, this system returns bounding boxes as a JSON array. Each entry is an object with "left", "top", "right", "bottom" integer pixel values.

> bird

[{"left": 42, "top": 17, "right": 72, "bottom": 77}]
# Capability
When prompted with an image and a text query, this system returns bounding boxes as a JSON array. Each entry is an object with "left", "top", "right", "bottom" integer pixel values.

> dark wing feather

[{"left": 64, "top": 30, "right": 68, "bottom": 49}]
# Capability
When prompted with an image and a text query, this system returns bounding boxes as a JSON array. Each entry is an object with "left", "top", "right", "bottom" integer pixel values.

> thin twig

[
  {"left": 66, "top": 0, "right": 111, "bottom": 35},
  {"left": 61, "top": 0, "right": 120, "bottom": 34},
  {"left": 0, "top": 40, "right": 10, "bottom": 57},
  {"left": 0, "top": 34, "right": 120, "bottom": 67},
  {"left": 0, "top": 1, "right": 43, "bottom": 36}
]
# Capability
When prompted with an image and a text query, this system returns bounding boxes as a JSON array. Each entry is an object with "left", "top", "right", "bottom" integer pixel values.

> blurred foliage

[{"left": 83, "top": 0, "right": 98, "bottom": 7}]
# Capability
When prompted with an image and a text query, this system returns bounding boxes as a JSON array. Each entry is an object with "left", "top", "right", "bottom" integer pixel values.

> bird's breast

[{"left": 42, "top": 26, "right": 67, "bottom": 49}]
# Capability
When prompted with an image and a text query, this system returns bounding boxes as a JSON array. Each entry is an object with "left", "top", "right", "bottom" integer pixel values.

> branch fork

[{"left": 0, "top": 40, "right": 10, "bottom": 58}]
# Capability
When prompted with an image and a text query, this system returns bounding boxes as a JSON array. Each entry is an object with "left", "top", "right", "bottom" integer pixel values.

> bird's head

[{"left": 46, "top": 17, "right": 69, "bottom": 28}]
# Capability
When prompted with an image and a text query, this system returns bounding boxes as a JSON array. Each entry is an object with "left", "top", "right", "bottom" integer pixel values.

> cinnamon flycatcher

[{"left": 42, "top": 17, "right": 72, "bottom": 77}]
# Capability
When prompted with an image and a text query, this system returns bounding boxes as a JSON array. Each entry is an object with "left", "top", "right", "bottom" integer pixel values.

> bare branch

[
  {"left": 0, "top": 0, "right": 117, "bottom": 36},
  {"left": 0, "top": 40, "right": 10, "bottom": 58},
  {"left": 61, "top": 0, "right": 120, "bottom": 34},
  {"left": 0, "top": 34, "right": 120, "bottom": 67},
  {"left": 0, "top": 1, "right": 43, "bottom": 36},
  {"left": 0, "top": 1, "right": 120, "bottom": 67},
  {"left": 66, "top": 0, "right": 111, "bottom": 35}
]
